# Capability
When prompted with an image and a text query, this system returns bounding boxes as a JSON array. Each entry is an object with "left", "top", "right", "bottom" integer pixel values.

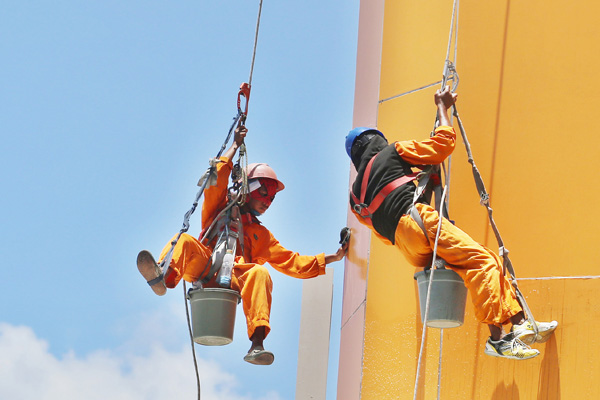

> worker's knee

[
  {"left": 244, "top": 265, "right": 271, "bottom": 289},
  {"left": 178, "top": 233, "right": 198, "bottom": 250},
  {"left": 249, "top": 264, "right": 271, "bottom": 281}
]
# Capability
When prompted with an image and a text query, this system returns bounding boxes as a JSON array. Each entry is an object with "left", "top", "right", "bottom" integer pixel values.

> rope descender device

[{"left": 237, "top": 82, "right": 251, "bottom": 124}]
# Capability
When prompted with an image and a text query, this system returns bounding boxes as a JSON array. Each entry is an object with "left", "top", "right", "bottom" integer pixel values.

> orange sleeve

[
  {"left": 201, "top": 157, "right": 233, "bottom": 230},
  {"left": 394, "top": 125, "right": 456, "bottom": 165},
  {"left": 252, "top": 225, "right": 326, "bottom": 278}
]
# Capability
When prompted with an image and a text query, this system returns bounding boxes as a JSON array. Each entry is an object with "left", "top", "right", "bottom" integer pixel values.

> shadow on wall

[
  {"left": 538, "top": 337, "right": 560, "bottom": 399},
  {"left": 492, "top": 382, "right": 520, "bottom": 400}
]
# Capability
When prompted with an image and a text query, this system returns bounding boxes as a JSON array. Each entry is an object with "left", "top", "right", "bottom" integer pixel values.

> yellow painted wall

[{"left": 358, "top": 0, "right": 600, "bottom": 398}]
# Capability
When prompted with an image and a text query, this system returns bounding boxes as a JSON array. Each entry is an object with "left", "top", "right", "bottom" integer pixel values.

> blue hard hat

[{"left": 345, "top": 127, "right": 384, "bottom": 157}]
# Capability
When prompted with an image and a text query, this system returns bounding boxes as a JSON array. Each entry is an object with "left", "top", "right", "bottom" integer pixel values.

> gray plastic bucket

[
  {"left": 414, "top": 268, "right": 467, "bottom": 328},
  {"left": 187, "top": 288, "right": 241, "bottom": 346}
]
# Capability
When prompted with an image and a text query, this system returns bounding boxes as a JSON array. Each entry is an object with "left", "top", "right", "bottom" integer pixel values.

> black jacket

[{"left": 350, "top": 140, "right": 417, "bottom": 244}]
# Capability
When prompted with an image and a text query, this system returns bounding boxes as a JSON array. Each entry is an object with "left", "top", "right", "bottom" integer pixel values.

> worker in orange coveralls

[
  {"left": 137, "top": 125, "right": 348, "bottom": 366},
  {"left": 346, "top": 86, "right": 557, "bottom": 360}
]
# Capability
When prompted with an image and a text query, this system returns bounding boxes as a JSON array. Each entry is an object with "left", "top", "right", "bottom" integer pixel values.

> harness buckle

[{"left": 353, "top": 203, "right": 372, "bottom": 219}]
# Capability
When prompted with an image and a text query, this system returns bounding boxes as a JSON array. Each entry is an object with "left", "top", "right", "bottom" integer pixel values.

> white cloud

[{"left": 0, "top": 323, "right": 282, "bottom": 400}]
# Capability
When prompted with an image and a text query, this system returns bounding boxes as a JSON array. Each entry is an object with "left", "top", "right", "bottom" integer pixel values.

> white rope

[
  {"left": 159, "top": 111, "right": 244, "bottom": 275},
  {"left": 182, "top": 2, "right": 264, "bottom": 398},
  {"left": 452, "top": 106, "right": 540, "bottom": 335},
  {"left": 183, "top": 281, "right": 202, "bottom": 400},
  {"left": 437, "top": 329, "right": 444, "bottom": 400},
  {"left": 248, "top": 0, "right": 263, "bottom": 87},
  {"left": 517, "top": 275, "right": 600, "bottom": 281},
  {"left": 444, "top": 0, "right": 459, "bottom": 71},
  {"left": 379, "top": 80, "right": 443, "bottom": 104},
  {"left": 412, "top": 183, "right": 449, "bottom": 400},
  {"left": 413, "top": 1, "right": 459, "bottom": 398}
]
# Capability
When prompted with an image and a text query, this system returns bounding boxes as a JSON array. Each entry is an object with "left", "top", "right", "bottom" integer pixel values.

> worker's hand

[
  {"left": 324, "top": 240, "right": 349, "bottom": 265},
  {"left": 324, "top": 246, "right": 347, "bottom": 264},
  {"left": 234, "top": 125, "right": 247, "bottom": 147},
  {"left": 434, "top": 86, "right": 457, "bottom": 110}
]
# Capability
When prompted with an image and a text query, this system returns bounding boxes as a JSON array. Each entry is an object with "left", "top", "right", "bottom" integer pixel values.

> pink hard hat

[{"left": 245, "top": 163, "right": 285, "bottom": 192}]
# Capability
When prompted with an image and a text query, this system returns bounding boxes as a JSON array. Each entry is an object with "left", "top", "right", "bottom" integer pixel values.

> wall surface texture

[{"left": 339, "top": 0, "right": 600, "bottom": 399}]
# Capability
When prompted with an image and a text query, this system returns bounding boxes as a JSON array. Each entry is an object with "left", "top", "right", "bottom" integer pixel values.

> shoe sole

[
  {"left": 514, "top": 321, "right": 558, "bottom": 344},
  {"left": 137, "top": 250, "right": 167, "bottom": 296},
  {"left": 535, "top": 321, "right": 558, "bottom": 343},
  {"left": 244, "top": 350, "right": 275, "bottom": 366},
  {"left": 484, "top": 345, "right": 539, "bottom": 360}
]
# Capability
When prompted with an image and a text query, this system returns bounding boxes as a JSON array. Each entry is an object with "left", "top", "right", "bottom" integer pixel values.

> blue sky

[{"left": 0, "top": 1, "right": 359, "bottom": 399}]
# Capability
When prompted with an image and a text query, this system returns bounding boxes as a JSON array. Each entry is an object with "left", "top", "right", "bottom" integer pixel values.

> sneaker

[
  {"left": 511, "top": 320, "right": 558, "bottom": 344},
  {"left": 484, "top": 334, "right": 540, "bottom": 360},
  {"left": 243, "top": 349, "right": 274, "bottom": 366}
]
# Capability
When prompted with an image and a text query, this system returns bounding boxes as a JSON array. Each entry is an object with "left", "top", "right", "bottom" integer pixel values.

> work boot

[
  {"left": 511, "top": 320, "right": 558, "bottom": 345},
  {"left": 137, "top": 250, "right": 167, "bottom": 296},
  {"left": 484, "top": 333, "right": 540, "bottom": 360}
]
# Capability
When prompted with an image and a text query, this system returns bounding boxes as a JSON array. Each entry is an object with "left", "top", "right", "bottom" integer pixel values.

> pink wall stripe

[{"left": 337, "top": 0, "right": 385, "bottom": 399}]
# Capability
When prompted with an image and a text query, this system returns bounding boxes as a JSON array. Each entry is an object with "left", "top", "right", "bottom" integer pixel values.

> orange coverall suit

[
  {"left": 158, "top": 156, "right": 326, "bottom": 338},
  {"left": 350, "top": 126, "right": 521, "bottom": 327}
]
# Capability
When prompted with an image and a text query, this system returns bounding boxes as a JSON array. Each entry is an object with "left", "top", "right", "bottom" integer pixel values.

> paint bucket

[
  {"left": 414, "top": 267, "right": 467, "bottom": 328},
  {"left": 187, "top": 288, "right": 241, "bottom": 346}
]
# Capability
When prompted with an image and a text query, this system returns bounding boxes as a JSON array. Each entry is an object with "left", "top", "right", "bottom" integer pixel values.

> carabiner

[{"left": 237, "top": 82, "right": 251, "bottom": 118}]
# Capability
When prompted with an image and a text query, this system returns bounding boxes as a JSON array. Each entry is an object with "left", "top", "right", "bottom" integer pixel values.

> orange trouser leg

[
  {"left": 158, "top": 233, "right": 212, "bottom": 288},
  {"left": 395, "top": 203, "right": 522, "bottom": 326},
  {"left": 231, "top": 263, "right": 273, "bottom": 340}
]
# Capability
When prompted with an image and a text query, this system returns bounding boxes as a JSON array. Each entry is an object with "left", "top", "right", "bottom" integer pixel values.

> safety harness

[
  {"left": 350, "top": 151, "right": 441, "bottom": 241},
  {"left": 196, "top": 196, "right": 245, "bottom": 285},
  {"left": 350, "top": 152, "right": 419, "bottom": 225}
]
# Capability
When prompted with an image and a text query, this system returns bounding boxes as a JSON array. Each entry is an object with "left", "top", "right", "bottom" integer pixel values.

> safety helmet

[
  {"left": 245, "top": 163, "right": 285, "bottom": 192},
  {"left": 345, "top": 127, "right": 385, "bottom": 157}
]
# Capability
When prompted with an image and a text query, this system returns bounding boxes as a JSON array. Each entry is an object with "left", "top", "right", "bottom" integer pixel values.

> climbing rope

[
  {"left": 452, "top": 105, "right": 539, "bottom": 333},
  {"left": 413, "top": 182, "right": 450, "bottom": 400},
  {"left": 441, "top": 0, "right": 459, "bottom": 89},
  {"left": 170, "top": 111, "right": 244, "bottom": 400},
  {"left": 158, "top": 111, "right": 244, "bottom": 276},
  {"left": 172, "top": 3, "right": 266, "bottom": 399},
  {"left": 248, "top": 0, "right": 263, "bottom": 87},
  {"left": 412, "top": 0, "right": 541, "bottom": 397},
  {"left": 518, "top": 275, "right": 600, "bottom": 281},
  {"left": 413, "top": 1, "right": 460, "bottom": 398},
  {"left": 379, "top": 80, "right": 443, "bottom": 104},
  {"left": 437, "top": 329, "right": 443, "bottom": 400},
  {"left": 182, "top": 280, "right": 202, "bottom": 400}
]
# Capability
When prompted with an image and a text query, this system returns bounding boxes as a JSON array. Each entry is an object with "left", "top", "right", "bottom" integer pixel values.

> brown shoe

[{"left": 137, "top": 250, "right": 167, "bottom": 296}]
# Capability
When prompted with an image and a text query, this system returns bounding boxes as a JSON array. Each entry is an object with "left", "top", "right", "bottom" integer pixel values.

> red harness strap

[
  {"left": 240, "top": 213, "right": 259, "bottom": 225},
  {"left": 351, "top": 153, "right": 418, "bottom": 225}
]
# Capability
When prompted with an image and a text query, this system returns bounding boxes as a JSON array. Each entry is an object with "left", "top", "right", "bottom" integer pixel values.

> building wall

[{"left": 339, "top": 0, "right": 600, "bottom": 398}]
